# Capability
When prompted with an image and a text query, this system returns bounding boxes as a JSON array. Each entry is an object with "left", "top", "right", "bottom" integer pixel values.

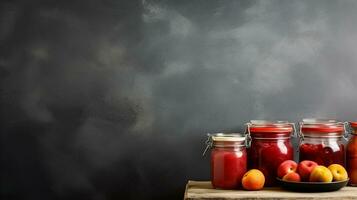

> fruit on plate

[
  {"left": 328, "top": 164, "right": 348, "bottom": 181},
  {"left": 242, "top": 169, "right": 265, "bottom": 190},
  {"left": 297, "top": 160, "right": 318, "bottom": 181},
  {"left": 282, "top": 172, "right": 301, "bottom": 182},
  {"left": 277, "top": 160, "right": 298, "bottom": 178},
  {"left": 309, "top": 165, "right": 333, "bottom": 182}
]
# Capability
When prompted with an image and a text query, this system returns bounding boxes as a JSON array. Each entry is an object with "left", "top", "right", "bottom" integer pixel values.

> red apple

[
  {"left": 297, "top": 160, "right": 318, "bottom": 181},
  {"left": 277, "top": 160, "right": 298, "bottom": 178},
  {"left": 282, "top": 172, "right": 301, "bottom": 182}
]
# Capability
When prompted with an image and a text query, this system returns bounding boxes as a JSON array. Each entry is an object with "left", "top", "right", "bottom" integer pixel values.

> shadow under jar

[
  {"left": 205, "top": 133, "right": 248, "bottom": 189},
  {"left": 347, "top": 122, "right": 357, "bottom": 186},
  {"left": 299, "top": 119, "right": 346, "bottom": 167},
  {"left": 246, "top": 120, "right": 294, "bottom": 186}
]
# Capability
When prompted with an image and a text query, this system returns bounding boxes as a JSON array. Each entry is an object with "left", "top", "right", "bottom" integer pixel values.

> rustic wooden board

[{"left": 184, "top": 181, "right": 357, "bottom": 200}]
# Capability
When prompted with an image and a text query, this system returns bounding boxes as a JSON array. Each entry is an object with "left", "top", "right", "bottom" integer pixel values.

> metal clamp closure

[
  {"left": 343, "top": 121, "right": 350, "bottom": 140},
  {"left": 291, "top": 123, "right": 297, "bottom": 138},
  {"left": 202, "top": 133, "right": 212, "bottom": 156},
  {"left": 245, "top": 123, "right": 252, "bottom": 148},
  {"left": 298, "top": 122, "right": 305, "bottom": 144}
]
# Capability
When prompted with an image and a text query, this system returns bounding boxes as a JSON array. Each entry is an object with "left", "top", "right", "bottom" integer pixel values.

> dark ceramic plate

[{"left": 276, "top": 178, "right": 349, "bottom": 192}]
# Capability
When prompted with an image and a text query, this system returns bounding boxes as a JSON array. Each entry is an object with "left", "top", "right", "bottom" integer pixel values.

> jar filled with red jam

[
  {"left": 204, "top": 133, "right": 248, "bottom": 189},
  {"left": 299, "top": 119, "right": 346, "bottom": 167},
  {"left": 347, "top": 122, "right": 357, "bottom": 186},
  {"left": 246, "top": 120, "right": 294, "bottom": 186}
]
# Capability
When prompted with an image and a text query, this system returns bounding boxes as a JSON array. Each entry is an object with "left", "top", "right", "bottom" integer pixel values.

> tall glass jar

[
  {"left": 347, "top": 122, "right": 357, "bottom": 186},
  {"left": 246, "top": 120, "right": 294, "bottom": 186},
  {"left": 299, "top": 119, "right": 346, "bottom": 167},
  {"left": 204, "top": 133, "right": 248, "bottom": 189}
]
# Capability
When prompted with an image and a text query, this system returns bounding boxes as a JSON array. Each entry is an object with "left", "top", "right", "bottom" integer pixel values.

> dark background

[{"left": 1, "top": 0, "right": 357, "bottom": 199}]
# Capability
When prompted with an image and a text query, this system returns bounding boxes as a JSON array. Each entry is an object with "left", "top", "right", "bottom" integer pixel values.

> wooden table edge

[{"left": 184, "top": 180, "right": 357, "bottom": 200}]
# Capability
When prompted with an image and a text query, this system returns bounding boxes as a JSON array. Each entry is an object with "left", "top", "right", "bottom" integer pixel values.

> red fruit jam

[
  {"left": 347, "top": 122, "right": 357, "bottom": 186},
  {"left": 208, "top": 133, "right": 247, "bottom": 189},
  {"left": 247, "top": 120, "right": 294, "bottom": 186},
  {"left": 299, "top": 119, "right": 346, "bottom": 167},
  {"left": 299, "top": 143, "right": 345, "bottom": 166}
]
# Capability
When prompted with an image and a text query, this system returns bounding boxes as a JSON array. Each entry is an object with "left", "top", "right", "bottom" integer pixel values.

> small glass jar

[
  {"left": 246, "top": 120, "right": 294, "bottom": 186},
  {"left": 299, "top": 119, "right": 346, "bottom": 167},
  {"left": 347, "top": 122, "right": 357, "bottom": 186},
  {"left": 204, "top": 133, "right": 248, "bottom": 189}
]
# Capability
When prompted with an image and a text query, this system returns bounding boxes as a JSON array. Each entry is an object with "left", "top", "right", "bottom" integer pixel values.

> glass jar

[
  {"left": 299, "top": 119, "right": 346, "bottom": 167},
  {"left": 246, "top": 120, "right": 294, "bottom": 186},
  {"left": 204, "top": 133, "right": 248, "bottom": 189},
  {"left": 347, "top": 122, "right": 357, "bottom": 186}
]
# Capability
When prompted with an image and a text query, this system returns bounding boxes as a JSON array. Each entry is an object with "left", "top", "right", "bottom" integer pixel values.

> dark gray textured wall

[{"left": 1, "top": 0, "right": 357, "bottom": 199}]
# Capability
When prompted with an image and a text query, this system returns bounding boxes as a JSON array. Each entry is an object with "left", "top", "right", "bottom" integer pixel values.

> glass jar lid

[
  {"left": 300, "top": 119, "right": 344, "bottom": 134},
  {"left": 351, "top": 122, "right": 357, "bottom": 128},
  {"left": 210, "top": 133, "right": 246, "bottom": 142},
  {"left": 246, "top": 120, "right": 294, "bottom": 139},
  {"left": 350, "top": 122, "right": 357, "bottom": 134},
  {"left": 248, "top": 120, "right": 293, "bottom": 133},
  {"left": 202, "top": 133, "right": 248, "bottom": 156}
]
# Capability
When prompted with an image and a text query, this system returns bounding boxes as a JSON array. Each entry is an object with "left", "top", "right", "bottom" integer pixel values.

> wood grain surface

[{"left": 184, "top": 181, "right": 357, "bottom": 200}]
